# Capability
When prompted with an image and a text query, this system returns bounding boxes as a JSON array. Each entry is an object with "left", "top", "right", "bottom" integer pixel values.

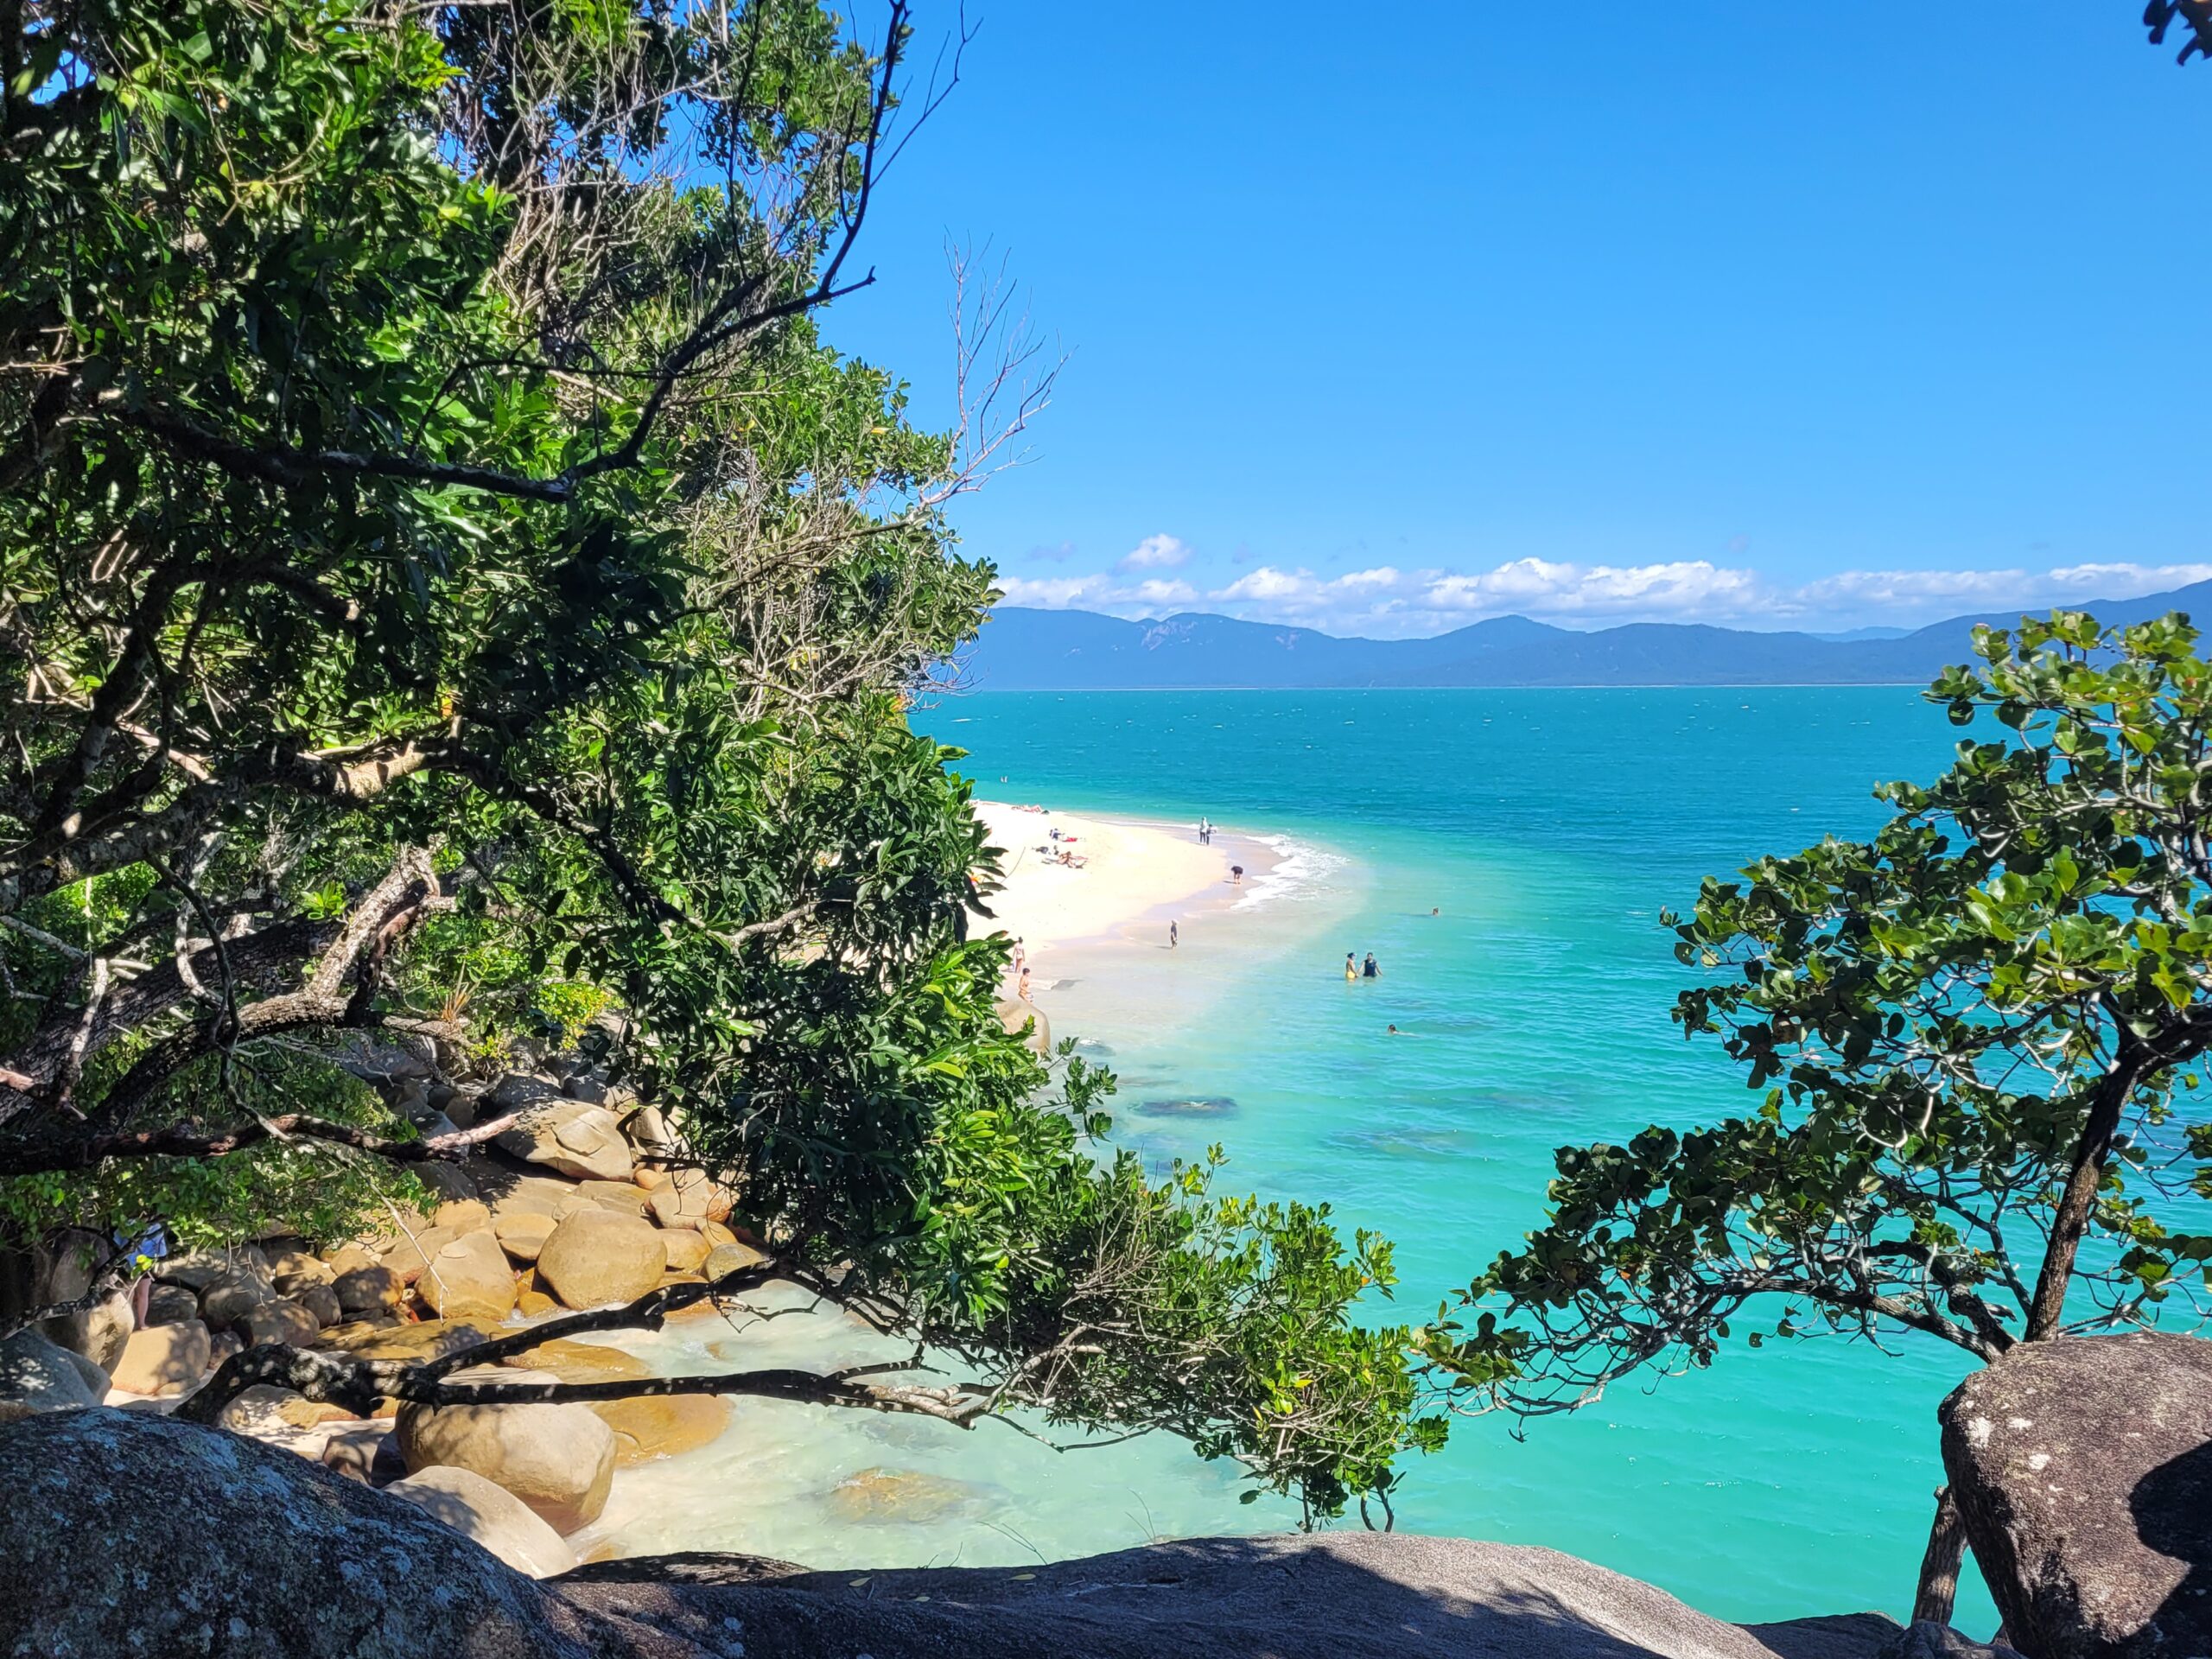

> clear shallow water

[
  {"left": 923, "top": 687, "right": 1997, "bottom": 1628},
  {"left": 598, "top": 688, "right": 2001, "bottom": 1626}
]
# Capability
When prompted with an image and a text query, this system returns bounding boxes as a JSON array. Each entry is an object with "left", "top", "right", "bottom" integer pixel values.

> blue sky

[{"left": 826, "top": 3, "right": 2210, "bottom": 638}]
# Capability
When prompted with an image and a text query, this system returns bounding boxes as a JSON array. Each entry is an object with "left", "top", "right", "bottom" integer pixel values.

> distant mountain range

[{"left": 960, "top": 580, "right": 2212, "bottom": 690}]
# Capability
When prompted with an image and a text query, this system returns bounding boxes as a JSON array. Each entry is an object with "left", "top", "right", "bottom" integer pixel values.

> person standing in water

[
  {"left": 1230, "top": 864, "right": 1243, "bottom": 886},
  {"left": 1363, "top": 952, "right": 1380, "bottom": 978},
  {"left": 1169, "top": 920, "right": 1179, "bottom": 949},
  {"left": 1344, "top": 952, "right": 1357, "bottom": 982}
]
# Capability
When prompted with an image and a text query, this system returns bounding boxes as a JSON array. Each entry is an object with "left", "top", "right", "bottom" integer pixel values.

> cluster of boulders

[
  {"left": 0, "top": 1408, "right": 1985, "bottom": 1659},
  {"left": 1, "top": 1058, "right": 765, "bottom": 1576}
]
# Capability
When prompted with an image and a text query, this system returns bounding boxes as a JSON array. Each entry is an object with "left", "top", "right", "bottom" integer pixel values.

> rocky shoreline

[
  {"left": 4, "top": 1052, "right": 2210, "bottom": 1657},
  {"left": 1, "top": 1050, "right": 761, "bottom": 1578},
  {"left": 0, "top": 1406, "right": 1991, "bottom": 1658}
]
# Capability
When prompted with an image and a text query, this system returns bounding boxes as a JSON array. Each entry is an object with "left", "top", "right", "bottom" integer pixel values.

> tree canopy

[
  {"left": 0, "top": 0, "right": 1439, "bottom": 1520},
  {"left": 1429, "top": 612, "right": 2212, "bottom": 1416}
]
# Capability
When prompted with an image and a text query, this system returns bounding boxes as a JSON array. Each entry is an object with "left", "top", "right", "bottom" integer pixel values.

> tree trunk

[
  {"left": 2024, "top": 1063, "right": 2135, "bottom": 1341},
  {"left": 1912, "top": 1484, "right": 1967, "bottom": 1625}
]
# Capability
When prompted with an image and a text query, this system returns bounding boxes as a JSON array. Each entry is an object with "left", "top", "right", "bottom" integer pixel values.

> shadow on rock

[{"left": 2133, "top": 1438, "right": 2212, "bottom": 1652}]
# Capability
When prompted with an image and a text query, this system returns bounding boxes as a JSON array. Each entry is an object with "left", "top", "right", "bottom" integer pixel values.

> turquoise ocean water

[{"left": 918, "top": 686, "right": 1999, "bottom": 1629}]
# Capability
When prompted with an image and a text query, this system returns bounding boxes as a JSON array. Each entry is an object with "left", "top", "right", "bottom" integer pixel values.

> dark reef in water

[
  {"left": 1326, "top": 1125, "right": 1480, "bottom": 1160},
  {"left": 1136, "top": 1096, "right": 1239, "bottom": 1118}
]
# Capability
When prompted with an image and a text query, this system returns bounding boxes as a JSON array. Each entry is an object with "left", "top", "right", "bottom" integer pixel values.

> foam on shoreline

[{"left": 1232, "top": 831, "right": 1349, "bottom": 912}]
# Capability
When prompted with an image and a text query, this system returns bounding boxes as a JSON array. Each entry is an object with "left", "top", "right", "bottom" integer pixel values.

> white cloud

[
  {"left": 997, "top": 575, "right": 1109, "bottom": 608},
  {"left": 1117, "top": 533, "right": 1192, "bottom": 572},
  {"left": 2050, "top": 561, "right": 2212, "bottom": 592},
  {"left": 1426, "top": 559, "right": 1764, "bottom": 619},
  {"left": 1789, "top": 562, "right": 2212, "bottom": 618},
  {"left": 1131, "top": 578, "right": 1198, "bottom": 605},
  {"left": 1213, "top": 565, "right": 1314, "bottom": 602},
  {"left": 995, "top": 571, "right": 1199, "bottom": 617},
  {"left": 999, "top": 551, "right": 2212, "bottom": 639}
]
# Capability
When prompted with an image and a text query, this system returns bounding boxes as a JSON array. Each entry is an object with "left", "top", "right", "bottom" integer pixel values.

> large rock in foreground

[
  {"left": 0, "top": 1408, "right": 1960, "bottom": 1659},
  {"left": 556, "top": 1534, "right": 1917, "bottom": 1659},
  {"left": 0, "top": 1408, "right": 607, "bottom": 1657},
  {"left": 1941, "top": 1331, "right": 2212, "bottom": 1659}
]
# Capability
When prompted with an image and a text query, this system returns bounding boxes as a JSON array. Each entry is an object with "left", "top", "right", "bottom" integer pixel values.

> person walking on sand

[
  {"left": 1018, "top": 967, "right": 1032, "bottom": 1000},
  {"left": 1363, "top": 952, "right": 1380, "bottom": 979},
  {"left": 1169, "top": 920, "right": 1179, "bottom": 949}
]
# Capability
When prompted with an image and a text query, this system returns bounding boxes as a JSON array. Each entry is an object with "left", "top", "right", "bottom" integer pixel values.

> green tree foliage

[
  {"left": 2146, "top": 2, "right": 2212, "bottom": 66},
  {"left": 1430, "top": 612, "right": 2212, "bottom": 1419},
  {"left": 0, "top": 0, "right": 1435, "bottom": 1516}
]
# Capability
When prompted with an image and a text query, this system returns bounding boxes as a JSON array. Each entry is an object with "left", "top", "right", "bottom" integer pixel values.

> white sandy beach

[{"left": 973, "top": 801, "right": 1249, "bottom": 960}]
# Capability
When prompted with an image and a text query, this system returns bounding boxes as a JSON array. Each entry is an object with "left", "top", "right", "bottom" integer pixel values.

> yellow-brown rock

[
  {"left": 499, "top": 1338, "right": 648, "bottom": 1385},
  {"left": 237, "top": 1300, "right": 320, "bottom": 1347},
  {"left": 493, "top": 1211, "right": 558, "bottom": 1265},
  {"left": 380, "top": 1225, "right": 459, "bottom": 1287},
  {"left": 534, "top": 1210, "right": 664, "bottom": 1310},
  {"left": 320, "top": 1318, "right": 500, "bottom": 1363},
  {"left": 396, "top": 1388, "right": 616, "bottom": 1535},
  {"left": 108, "top": 1321, "right": 210, "bottom": 1396},
  {"left": 702, "top": 1241, "right": 767, "bottom": 1284},
  {"left": 660, "top": 1230, "right": 711, "bottom": 1274},
  {"left": 589, "top": 1394, "right": 731, "bottom": 1466},
  {"left": 432, "top": 1198, "right": 493, "bottom": 1236},
  {"left": 333, "top": 1263, "right": 405, "bottom": 1318},
  {"left": 576, "top": 1179, "right": 650, "bottom": 1218},
  {"left": 416, "top": 1230, "right": 519, "bottom": 1322}
]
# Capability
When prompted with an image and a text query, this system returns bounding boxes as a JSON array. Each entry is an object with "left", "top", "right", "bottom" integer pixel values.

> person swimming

[{"left": 1362, "top": 952, "right": 1380, "bottom": 978}]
